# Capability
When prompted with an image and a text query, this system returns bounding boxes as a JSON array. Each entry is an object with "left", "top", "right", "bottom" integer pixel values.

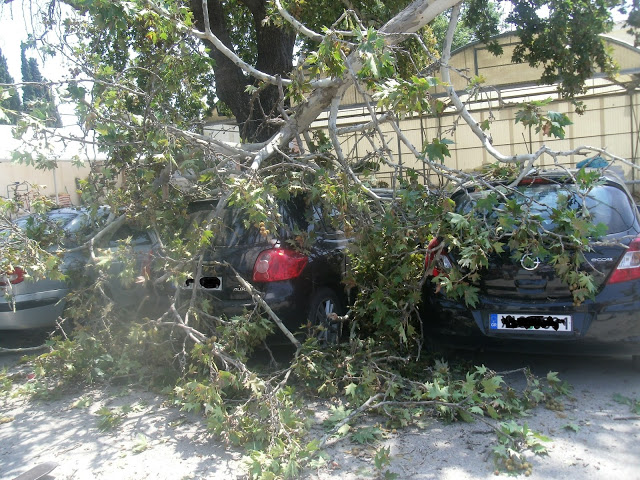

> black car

[
  {"left": 422, "top": 169, "right": 640, "bottom": 368},
  {"left": 178, "top": 196, "right": 349, "bottom": 343}
]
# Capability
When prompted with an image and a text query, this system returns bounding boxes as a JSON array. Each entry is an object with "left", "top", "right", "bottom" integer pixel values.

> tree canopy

[
  {"left": 0, "top": 0, "right": 636, "bottom": 354},
  {"left": 0, "top": 1, "right": 639, "bottom": 476},
  {"left": 20, "top": 43, "right": 62, "bottom": 127},
  {"left": 0, "top": 0, "right": 637, "bottom": 365}
]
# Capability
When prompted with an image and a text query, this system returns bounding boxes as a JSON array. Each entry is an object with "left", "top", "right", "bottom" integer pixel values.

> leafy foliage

[
  {"left": 20, "top": 43, "right": 61, "bottom": 127},
  {"left": 515, "top": 98, "right": 573, "bottom": 139},
  {"left": 0, "top": 47, "right": 21, "bottom": 125},
  {"left": 0, "top": 1, "right": 635, "bottom": 478},
  {"left": 373, "top": 76, "right": 442, "bottom": 115},
  {"left": 429, "top": 166, "right": 609, "bottom": 308},
  {"left": 506, "top": 0, "right": 620, "bottom": 97}
]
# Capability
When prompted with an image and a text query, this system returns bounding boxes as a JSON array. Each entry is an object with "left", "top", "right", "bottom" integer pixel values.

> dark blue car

[
  {"left": 423, "top": 170, "right": 640, "bottom": 369},
  {"left": 178, "top": 196, "right": 349, "bottom": 344}
]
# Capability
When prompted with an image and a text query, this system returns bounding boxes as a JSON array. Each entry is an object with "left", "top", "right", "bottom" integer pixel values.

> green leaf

[
  {"left": 345, "top": 382, "right": 358, "bottom": 397},
  {"left": 486, "top": 404, "right": 500, "bottom": 420},
  {"left": 457, "top": 408, "right": 474, "bottom": 422},
  {"left": 132, "top": 433, "right": 150, "bottom": 454},
  {"left": 469, "top": 406, "right": 484, "bottom": 416},
  {"left": 481, "top": 376, "right": 503, "bottom": 396},
  {"left": 351, "top": 426, "right": 382, "bottom": 444},
  {"left": 447, "top": 212, "right": 469, "bottom": 231},
  {"left": 424, "top": 138, "right": 453, "bottom": 163},
  {"left": 546, "top": 371, "right": 560, "bottom": 384},
  {"left": 374, "top": 446, "right": 392, "bottom": 470},
  {"left": 562, "top": 423, "right": 580, "bottom": 433},
  {"left": 532, "top": 432, "right": 552, "bottom": 443}
]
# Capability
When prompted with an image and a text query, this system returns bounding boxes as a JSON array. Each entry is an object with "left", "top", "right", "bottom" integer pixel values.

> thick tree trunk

[{"left": 190, "top": 0, "right": 295, "bottom": 142}]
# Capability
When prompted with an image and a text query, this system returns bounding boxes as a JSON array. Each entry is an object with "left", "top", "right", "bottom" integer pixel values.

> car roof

[
  {"left": 457, "top": 167, "right": 629, "bottom": 193},
  {"left": 526, "top": 167, "right": 626, "bottom": 183}
]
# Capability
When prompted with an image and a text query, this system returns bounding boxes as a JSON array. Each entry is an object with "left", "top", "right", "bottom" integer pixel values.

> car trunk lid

[
  {"left": 478, "top": 244, "right": 625, "bottom": 300},
  {"left": 453, "top": 179, "right": 638, "bottom": 301}
]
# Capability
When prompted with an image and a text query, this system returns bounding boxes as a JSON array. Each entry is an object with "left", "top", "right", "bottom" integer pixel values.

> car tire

[
  {"left": 307, "top": 287, "right": 344, "bottom": 345},
  {"left": 632, "top": 355, "right": 640, "bottom": 372}
]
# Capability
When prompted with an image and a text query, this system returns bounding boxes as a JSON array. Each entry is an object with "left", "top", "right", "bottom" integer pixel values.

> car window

[
  {"left": 458, "top": 183, "right": 635, "bottom": 234},
  {"left": 190, "top": 196, "right": 312, "bottom": 247},
  {"left": 310, "top": 204, "right": 345, "bottom": 234},
  {"left": 107, "top": 225, "right": 152, "bottom": 248},
  {"left": 214, "top": 203, "right": 305, "bottom": 247},
  {"left": 15, "top": 211, "right": 82, "bottom": 246},
  {"left": 15, "top": 212, "right": 78, "bottom": 230},
  {"left": 213, "top": 208, "right": 271, "bottom": 247}
]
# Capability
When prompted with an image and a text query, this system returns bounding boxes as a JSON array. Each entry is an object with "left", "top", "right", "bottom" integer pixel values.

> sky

[{"left": 0, "top": 1, "right": 63, "bottom": 83}]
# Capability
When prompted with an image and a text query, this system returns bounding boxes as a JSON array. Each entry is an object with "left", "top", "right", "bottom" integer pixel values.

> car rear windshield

[
  {"left": 15, "top": 212, "right": 78, "bottom": 230},
  {"left": 188, "top": 199, "right": 311, "bottom": 247},
  {"left": 458, "top": 182, "right": 635, "bottom": 234}
]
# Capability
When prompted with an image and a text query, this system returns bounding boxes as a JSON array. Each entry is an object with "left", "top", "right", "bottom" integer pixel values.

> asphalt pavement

[{"left": 1, "top": 333, "right": 639, "bottom": 480}]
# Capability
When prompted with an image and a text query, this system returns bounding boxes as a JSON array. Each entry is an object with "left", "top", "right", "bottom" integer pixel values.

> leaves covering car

[
  {"left": 423, "top": 168, "right": 640, "bottom": 365},
  {"left": 177, "top": 194, "right": 349, "bottom": 344}
]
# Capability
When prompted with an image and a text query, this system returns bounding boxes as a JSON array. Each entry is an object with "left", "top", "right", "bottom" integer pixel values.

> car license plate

[
  {"left": 183, "top": 276, "right": 223, "bottom": 290},
  {"left": 490, "top": 313, "right": 572, "bottom": 332}
]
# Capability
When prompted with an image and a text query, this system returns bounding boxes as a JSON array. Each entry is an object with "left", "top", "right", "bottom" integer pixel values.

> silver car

[{"left": 0, "top": 208, "right": 157, "bottom": 330}]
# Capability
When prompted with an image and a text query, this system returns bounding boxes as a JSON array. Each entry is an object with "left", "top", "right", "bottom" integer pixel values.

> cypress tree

[
  {"left": 20, "top": 43, "right": 61, "bottom": 127},
  {"left": 0, "top": 47, "right": 22, "bottom": 125}
]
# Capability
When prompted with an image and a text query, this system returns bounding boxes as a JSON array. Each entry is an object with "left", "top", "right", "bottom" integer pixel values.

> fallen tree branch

[
  {"left": 275, "top": 0, "right": 323, "bottom": 43},
  {"left": 224, "top": 262, "right": 302, "bottom": 351}
]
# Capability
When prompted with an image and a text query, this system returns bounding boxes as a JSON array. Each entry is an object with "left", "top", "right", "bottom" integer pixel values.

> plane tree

[
  {"left": 4, "top": 0, "right": 630, "bottom": 324},
  {"left": 2, "top": 0, "right": 637, "bottom": 371},
  {"left": 1, "top": 1, "right": 639, "bottom": 475},
  {"left": 1, "top": 0, "right": 637, "bottom": 359}
]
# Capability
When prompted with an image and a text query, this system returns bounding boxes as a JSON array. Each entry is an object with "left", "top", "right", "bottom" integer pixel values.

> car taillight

[
  {"left": 253, "top": 248, "right": 308, "bottom": 283},
  {"left": 141, "top": 251, "right": 153, "bottom": 278},
  {"left": 518, "top": 177, "right": 552, "bottom": 185},
  {"left": 0, "top": 267, "right": 25, "bottom": 286},
  {"left": 425, "top": 238, "right": 451, "bottom": 276},
  {"left": 608, "top": 237, "right": 640, "bottom": 284}
]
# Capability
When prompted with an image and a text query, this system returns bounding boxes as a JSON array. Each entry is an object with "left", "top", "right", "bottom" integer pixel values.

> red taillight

[
  {"left": 0, "top": 267, "right": 25, "bottom": 286},
  {"left": 608, "top": 238, "right": 640, "bottom": 284},
  {"left": 253, "top": 248, "right": 308, "bottom": 283},
  {"left": 518, "top": 177, "right": 552, "bottom": 185},
  {"left": 425, "top": 238, "right": 451, "bottom": 276}
]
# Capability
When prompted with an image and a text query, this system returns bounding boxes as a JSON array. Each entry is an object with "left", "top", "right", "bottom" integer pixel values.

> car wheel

[
  {"left": 632, "top": 355, "right": 640, "bottom": 372},
  {"left": 307, "top": 287, "right": 344, "bottom": 345}
]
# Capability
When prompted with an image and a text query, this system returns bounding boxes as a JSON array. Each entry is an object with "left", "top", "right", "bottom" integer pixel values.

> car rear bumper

[
  {"left": 0, "top": 289, "right": 67, "bottom": 330},
  {"left": 423, "top": 281, "right": 640, "bottom": 354},
  {"left": 178, "top": 280, "right": 311, "bottom": 330}
]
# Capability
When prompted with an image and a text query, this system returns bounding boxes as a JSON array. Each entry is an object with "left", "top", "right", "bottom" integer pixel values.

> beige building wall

[
  {"left": 0, "top": 160, "right": 92, "bottom": 207},
  {"left": 0, "top": 126, "right": 104, "bottom": 208},
  {"left": 319, "top": 33, "right": 640, "bottom": 189}
]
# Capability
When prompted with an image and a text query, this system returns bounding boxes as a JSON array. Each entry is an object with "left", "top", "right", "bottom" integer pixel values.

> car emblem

[{"left": 521, "top": 254, "right": 541, "bottom": 271}]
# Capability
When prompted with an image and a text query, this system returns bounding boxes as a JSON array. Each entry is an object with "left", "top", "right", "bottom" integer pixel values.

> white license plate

[
  {"left": 490, "top": 313, "right": 572, "bottom": 332},
  {"left": 183, "top": 276, "right": 223, "bottom": 290}
]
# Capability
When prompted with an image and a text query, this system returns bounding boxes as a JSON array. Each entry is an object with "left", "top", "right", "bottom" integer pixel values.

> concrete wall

[{"left": 0, "top": 160, "right": 92, "bottom": 207}]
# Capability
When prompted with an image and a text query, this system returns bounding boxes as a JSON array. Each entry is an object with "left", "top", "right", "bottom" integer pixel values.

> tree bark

[{"left": 190, "top": 0, "right": 295, "bottom": 142}]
